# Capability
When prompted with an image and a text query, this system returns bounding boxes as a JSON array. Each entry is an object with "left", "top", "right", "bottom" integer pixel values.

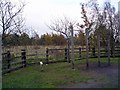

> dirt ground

[{"left": 64, "top": 63, "right": 119, "bottom": 88}]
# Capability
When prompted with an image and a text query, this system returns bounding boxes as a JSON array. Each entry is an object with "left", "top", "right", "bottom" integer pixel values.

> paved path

[{"left": 63, "top": 63, "right": 119, "bottom": 88}]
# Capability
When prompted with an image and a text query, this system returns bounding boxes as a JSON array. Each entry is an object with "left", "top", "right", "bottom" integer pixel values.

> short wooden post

[
  {"left": 79, "top": 48, "right": 82, "bottom": 60},
  {"left": 65, "top": 48, "right": 68, "bottom": 61},
  {"left": 46, "top": 48, "right": 49, "bottom": 64},
  {"left": 7, "top": 50, "right": 11, "bottom": 72},
  {"left": 92, "top": 48, "right": 96, "bottom": 57},
  {"left": 21, "top": 49, "right": 26, "bottom": 67}
]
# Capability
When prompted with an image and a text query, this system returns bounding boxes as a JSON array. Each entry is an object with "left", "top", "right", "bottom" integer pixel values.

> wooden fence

[
  {"left": 46, "top": 47, "right": 120, "bottom": 62},
  {"left": 2, "top": 47, "right": 120, "bottom": 74}
]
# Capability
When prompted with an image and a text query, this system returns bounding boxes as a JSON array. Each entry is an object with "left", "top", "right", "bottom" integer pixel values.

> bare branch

[
  {"left": 0, "top": 0, "right": 25, "bottom": 39},
  {"left": 47, "top": 16, "right": 77, "bottom": 39}
]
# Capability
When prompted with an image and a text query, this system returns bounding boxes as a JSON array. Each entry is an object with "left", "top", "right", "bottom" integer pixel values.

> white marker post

[{"left": 40, "top": 61, "right": 43, "bottom": 71}]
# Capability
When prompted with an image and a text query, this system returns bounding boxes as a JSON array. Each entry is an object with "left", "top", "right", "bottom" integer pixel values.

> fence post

[
  {"left": 7, "top": 50, "right": 11, "bottom": 72},
  {"left": 65, "top": 48, "right": 68, "bottom": 61},
  {"left": 92, "top": 48, "right": 96, "bottom": 57},
  {"left": 79, "top": 48, "right": 82, "bottom": 60},
  {"left": 46, "top": 48, "right": 49, "bottom": 64},
  {"left": 21, "top": 49, "right": 26, "bottom": 67}
]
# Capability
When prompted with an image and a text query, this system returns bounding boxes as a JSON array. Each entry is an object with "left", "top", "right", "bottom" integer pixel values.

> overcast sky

[{"left": 23, "top": 0, "right": 119, "bottom": 36}]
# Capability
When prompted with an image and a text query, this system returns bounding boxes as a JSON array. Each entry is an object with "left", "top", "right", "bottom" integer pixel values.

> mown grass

[
  {"left": 2, "top": 57, "right": 119, "bottom": 88},
  {"left": 2, "top": 62, "right": 92, "bottom": 88}
]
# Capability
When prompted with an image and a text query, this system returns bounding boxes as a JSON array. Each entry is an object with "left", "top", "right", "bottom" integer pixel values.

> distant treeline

[
  {"left": 3, "top": 32, "right": 86, "bottom": 46},
  {"left": 3, "top": 30, "right": 120, "bottom": 47}
]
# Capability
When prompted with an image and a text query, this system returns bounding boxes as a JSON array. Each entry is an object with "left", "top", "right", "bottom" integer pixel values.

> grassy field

[{"left": 2, "top": 57, "right": 119, "bottom": 88}]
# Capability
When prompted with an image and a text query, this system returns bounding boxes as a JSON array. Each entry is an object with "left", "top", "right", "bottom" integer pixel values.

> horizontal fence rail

[{"left": 2, "top": 46, "right": 120, "bottom": 74}]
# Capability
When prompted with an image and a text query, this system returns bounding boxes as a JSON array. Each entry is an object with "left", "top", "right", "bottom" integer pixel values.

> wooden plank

[
  {"left": 47, "top": 60, "right": 67, "bottom": 64},
  {"left": 14, "top": 56, "right": 21, "bottom": 58},
  {"left": 2, "top": 53, "right": 7, "bottom": 55},
  {"left": 10, "top": 60, "right": 24, "bottom": 65},
  {"left": 2, "top": 65, "right": 24, "bottom": 74},
  {"left": 27, "top": 58, "right": 45, "bottom": 61},
  {"left": 26, "top": 54, "right": 36, "bottom": 57},
  {"left": 48, "top": 48, "right": 65, "bottom": 51}
]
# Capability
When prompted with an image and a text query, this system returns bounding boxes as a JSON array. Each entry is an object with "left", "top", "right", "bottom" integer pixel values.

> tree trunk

[
  {"left": 67, "top": 38, "right": 70, "bottom": 63},
  {"left": 111, "top": 34, "right": 115, "bottom": 57},
  {"left": 85, "top": 29, "right": 89, "bottom": 69},
  {"left": 2, "top": 33, "right": 5, "bottom": 46},
  {"left": 107, "top": 34, "right": 111, "bottom": 66},
  {"left": 97, "top": 33, "right": 100, "bottom": 67},
  {"left": 71, "top": 26, "right": 74, "bottom": 69}
]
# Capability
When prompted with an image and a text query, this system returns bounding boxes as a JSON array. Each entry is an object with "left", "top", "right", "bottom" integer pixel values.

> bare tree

[
  {"left": 48, "top": 16, "right": 76, "bottom": 63},
  {"left": 114, "top": 13, "right": 120, "bottom": 43},
  {"left": 103, "top": 1, "right": 116, "bottom": 65},
  {"left": 92, "top": 3, "right": 106, "bottom": 67},
  {"left": 0, "top": 0, "right": 25, "bottom": 46},
  {"left": 80, "top": 4, "right": 93, "bottom": 69}
]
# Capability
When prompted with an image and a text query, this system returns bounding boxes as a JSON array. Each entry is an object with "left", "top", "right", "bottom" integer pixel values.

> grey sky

[{"left": 23, "top": 0, "right": 119, "bottom": 36}]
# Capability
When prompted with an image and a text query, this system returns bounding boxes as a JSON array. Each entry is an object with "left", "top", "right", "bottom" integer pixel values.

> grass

[
  {"left": 2, "top": 62, "right": 92, "bottom": 88},
  {"left": 2, "top": 57, "right": 119, "bottom": 88}
]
